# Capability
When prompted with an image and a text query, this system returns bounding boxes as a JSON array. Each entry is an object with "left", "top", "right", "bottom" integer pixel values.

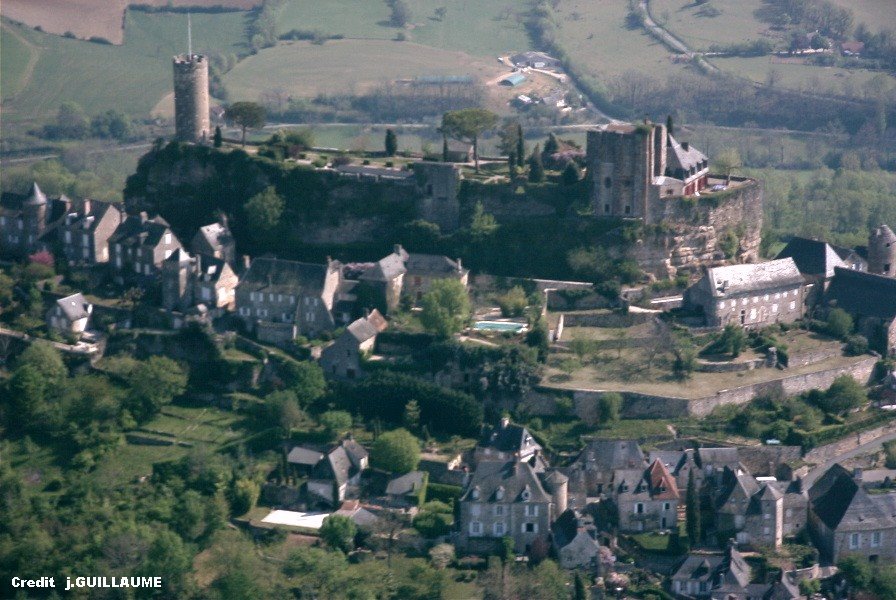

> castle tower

[
  {"left": 868, "top": 224, "right": 896, "bottom": 277},
  {"left": 22, "top": 182, "right": 49, "bottom": 245},
  {"left": 173, "top": 18, "right": 210, "bottom": 144}
]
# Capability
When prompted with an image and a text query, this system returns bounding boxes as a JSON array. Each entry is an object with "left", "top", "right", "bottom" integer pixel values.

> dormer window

[
  {"left": 520, "top": 487, "right": 531, "bottom": 502},
  {"left": 495, "top": 486, "right": 505, "bottom": 501},
  {"left": 620, "top": 484, "right": 629, "bottom": 493},
  {"left": 471, "top": 486, "right": 480, "bottom": 500}
]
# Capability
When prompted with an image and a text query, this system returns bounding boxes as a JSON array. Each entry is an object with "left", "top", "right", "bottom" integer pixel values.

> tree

[
  {"left": 266, "top": 390, "right": 304, "bottom": 436},
  {"left": 544, "top": 132, "right": 559, "bottom": 156},
  {"left": 126, "top": 356, "right": 187, "bottom": 422},
  {"left": 385, "top": 128, "right": 398, "bottom": 156},
  {"left": 403, "top": 399, "right": 420, "bottom": 431},
  {"left": 714, "top": 148, "right": 742, "bottom": 185},
  {"left": 508, "top": 152, "right": 518, "bottom": 178},
  {"left": 429, "top": 543, "right": 454, "bottom": 569},
  {"left": 685, "top": 469, "right": 701, "bottom": 546},
  {"left": 390, "top": 0, "right": 412, "bottom": 27},
  {"left": 320, "top": 410, "right": 352, "bottom": 438},
  {"left": 827, "top": 308, "right": 854, "bottom": 339},
  {"left": 470, "top": 201, "right": 498, "bottom": 238},
  {"left": 229, "top": 478, "right": 260, "bottom": 516},
  {"left": 441, "top": 109, "right": 499, "bottom": 172},
  {"left": 279, "top": 360, "right": 326, "bottom": 405},
  {"left": 666, "top": 114, "right": 674, "bottom": 137},
  {"left": 528, "top": 145, "right": 545, "bottom": 183},
  {"left": 244, "top": 186, "right": 284, "bottom": 232},
  {"left": 818, "top": 375, "right": 867, "bottom": 415},
  {"left": 516, "top": 123, "right": 525, "bottom": 167},
  {"left": 838, "top": 556, "right": 872, "bottom": 596},
  {"left": 574, "top": 572, "right": 591, "bottom": 600},
  {"left": 319, "top": 514, "right": 357, "bottom": 553},
  {"left": 419, "top": 278, "right": 471, "bottom": 338},
  {"left": 496, "top": 286, "right": 527, "bottom": 318},
  {"left": 562, "top": 161, "right": 580, "bottom": 185},
  {"left": 718, "top": 324, "right": 746, "bottom": 357},
  {"left": 213, "top": 126, "right": 223, "bottom": 148},
  {"left": 598, "top": 393, "right": 621, "bottom": 424},
  {"left": 370, "top": 428, "right": 420, "bottom": 473},
  {"left": 225, "top": 101, "right": 266, "bottom": 146}
]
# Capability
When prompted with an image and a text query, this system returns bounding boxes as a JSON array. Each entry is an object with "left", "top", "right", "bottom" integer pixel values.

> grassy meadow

[{"left": 649, "top": 0, "right": 774, "bottom": 50}]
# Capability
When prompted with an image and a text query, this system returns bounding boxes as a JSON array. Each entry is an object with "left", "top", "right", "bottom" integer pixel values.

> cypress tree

[
  {"left": 562, "top": 161, "right": 580, "bottom": 185},
  {"left": 385, "top": 128, "right": 398, "bottom": 156},
  {"left": 528, "top": 144, "right": 545, "bottom": 183},
  {"left": 544, "top": 132, "right": 559, "bottom": 156},
  {"left": 442, "top": 135, "right": 449, "bottom": 162},
  {"left": 508, "top": 151, "right": 517, "bottom": 178},
  {"left": 515, "top": 123, "right": 525, "bottom": 167},
  {"left": 666, "top": 114, "right": 674, "bottom": 137},
  {"left": 686, "top": 469, "right": 701, "bottom": 546},
  {"left": 574, "top": 572, "right": 590, "bottom": 600},
  {"left": 213, "top": 125, "right": 222, "bottom": 148}
]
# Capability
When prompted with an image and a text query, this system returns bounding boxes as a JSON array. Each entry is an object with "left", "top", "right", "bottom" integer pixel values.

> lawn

[
  {"left": 710, "top": 55, "right": 896, "bottom": 94},
  {"left": 1, "top": 11, "right": 248, "bottom": 123},
  {"left": 649, "top": 0, "right": 775, "bottom": 51},
  {"left": 223, "top": 39, "right": 505, "bottom": 101},
  {"left": 828, "top": 0, "right": 896, "bottom": 33},
  {"left": 0, "top": 23, "right": 35, "bottom": 101},
  {"left": 278, "top": 0, "right": 531, "bottom": 58},
  {"left": 553, "top": 0, "right": 693, "bottom": 81}
]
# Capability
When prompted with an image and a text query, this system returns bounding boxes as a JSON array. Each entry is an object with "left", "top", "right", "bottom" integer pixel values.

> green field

[
  {"left": 554, "top": 0, "right": 691, "bottom": 81},
  {"left": 828, "top": 0, "right": 896, "bottom": 33},
  {"left": 711, "top": 55, "right": 896, "bottom": 93},
  {"left": 1, "top": 11, "right": 247, "bottom": 123},
  {"left": 649, "top": 0, "right": 774, "bottom": 51},
  {"left": 279, "top": 0, "right": 531, "bottom": 57},
  {"left": 224, "top": 39, "right": 504, "bottom": 100},
  {"left": 0, "top": 23, "right": 35, "bottom": 100}
]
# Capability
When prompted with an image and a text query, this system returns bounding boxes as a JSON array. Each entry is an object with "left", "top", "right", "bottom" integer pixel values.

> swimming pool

[{"left": 473, "top": 321, "right": 527, "bottom": 333}]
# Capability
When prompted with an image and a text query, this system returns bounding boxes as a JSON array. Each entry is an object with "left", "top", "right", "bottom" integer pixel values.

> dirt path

[{"left": 1, "top": 23, "right": 42, "bottom": 106}]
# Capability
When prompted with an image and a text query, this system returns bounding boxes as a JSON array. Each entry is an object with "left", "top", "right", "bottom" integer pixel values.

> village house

[
  {"left": 684, "top": 258, "right": 807, "bottom": 329},
  {"left": 825, "top": 266, "right": 896, "bottom": 356},
  {"left": 385, "top": 471, "right": 427, "bottom": 508},
  {"left": 0, "top": 183, "right": 70, "bottom": 257},
  {"left": 161, "top": 248, "right": 238, "bottom": 313},
  {"left": 563, "top": 439, "right": 646, "bottom": 509},
  {"left": 59, "top": 201, "right": 123, "bottom": 266},
  {"left": 359, "top": 244, "right": 469, "bottom": 309},
  {"left": 612, "top": 459, "right": 680, "bottom": 533},
  {"left": 670, "top": 544, "right": 800, "bottom": 599},
  {"left": 473, "top": 417, "right": 543, "bottom": 465},
  {"left": 235, "top": 257, "right": 343, "bottom": 344},
  {"left": 46, "top": 292, "right": 92, "bottom": 339},
  {"left": 551, "top": 508, "right": 601, "bottom": 571},
  {"left": 509, "top": 50, "right": 561, "bottom": 69},
  {"left": 319, "top": 309, "right": 387, "bottom": 380},
  {"left": 457, "top": 459, "right": 566, "bottom": 554},
  {"left": 648, "top": 448, "right": 701, "bottom": 492},
  {"left": 305, "top": 438, "right": 369, "bottom": 508},
  {"left": 108, "top": 212, "right": 182, "bottom": 278},
  {"left": 808, "top": 464, "right": 896, "bottom": 564},
  {"left": 190, "top": 218, "right": 236, "bottom": 266}
]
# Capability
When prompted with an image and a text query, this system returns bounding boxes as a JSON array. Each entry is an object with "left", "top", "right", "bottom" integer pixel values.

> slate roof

[
  {"left": 164, "top": 249, "right": 230, "bottom": 284},
  {"left": 551, "top": 508, "right": 598, "bottom": 549},
  {"left": 809, "top": 464, "right": 896, "bottom": 531},
  {"left": 574, "top": 439, "right": 646, "bottom": 472},
  {"left": 24, "top": 182, "right": 48, "bottom": 206},
  {"left": 406, "top": 253, "right": 467, "bottom": 278},
  {"left": 55, "top": 293, "right": 91, "bottom": 321},
  {"left": 666, "top": 134, "right": 708, "bottom": 176},
  {"left": 697, "top": 447, "right": 741, "bottom": 469},
  {"left": 314, "top": 445, "right": 355, "bottom": 487},
  {"left": 346, "top": 309, "right": 388, "bottom": 344},
  {"left": 192, "top": 221, "right": 233, "bottom": 254},
  {"left": 66, "top": 202, "right": 119, "bottom": 232},
  {"left": 108, "top": 213, "right": 173, "bottom": 248},
  {"left": 775, "top": 237, "right": 847, "bottom": 278},
  {"left": 479, "top": 420, "right": 542, "bottom": 457},
  {"left": 826, "top": 267, "right": 896, "bottom": 320},
  {"left": 672, "top": 546, "right": 750, "bottom": 590},
  {"left": 717, "top": 467, "right": 761, "bottom": 510},
  {"left": 386, "top": 471, "right": 426, "bottom": 496},
  {"left": 287, "top": 446, "right": 325, "bottom": 466},
  {"left": 736, "top": 445, "right": 802, "bottom": 477},
  {"left": 703, "top": 258, "right": 804, "bottom": 297},
  {"left": 359, "top": 246, "right": 408, "bottom": 282},
  {"left": 461, "top": 460, "right": 552, "bottom": 504},
  {"left": 239, "top": 257, "right": 329, "bottom": 296},
  {"left": 341, "top": 438, "right": 369, "bottom": 468}
]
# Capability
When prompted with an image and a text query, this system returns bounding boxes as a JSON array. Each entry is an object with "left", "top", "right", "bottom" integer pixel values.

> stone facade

[
  {"left": 868, "top": 224, "right": 896, "bottom": 277},
  {"left": 172, "top": 53, "right": 210, "bottom": 144},
  {"left": 161, "top": 248, "right": 238, "bottom": 312},
  {"left": 60, "top": 202, "right": 123, "bottom": 266},
  {"left": 109, "top": 213, "right": 182, "bottom": 278},
  {"left": 319, "top": 309, "right": 387, "bottom": 379}
]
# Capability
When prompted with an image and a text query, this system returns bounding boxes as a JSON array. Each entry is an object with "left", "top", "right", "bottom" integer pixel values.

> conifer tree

[
  {"left": 528, "top": 144, "right": 545, "bottom": 183},
  {"left": 385, "top": 128, "right": 398, "bottom": 156},
  {"left": 686, "top": 469, "right": 701, "bottom": 546}
]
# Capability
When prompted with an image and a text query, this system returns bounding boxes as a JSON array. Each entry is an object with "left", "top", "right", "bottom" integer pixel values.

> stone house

[
  {"left": 684, "top": 258, "right": 806, "bottom": 328},
  {"left": 649, "top": 448, "right": 701, "bottom": 492},
  {"left": 563, "top": 439, "right": 646, "bottom": 509},
  {"left": 286, "top": 446, "right": 324, "bottom": 477},
  {"left": 457, "top": 460, "right": 564, "bottom": 554},
  {"left": 385, "top": 471, "right": 427, "bottom": 508},
  {"left": 319, "top": 309, "right": 387, "bottom": 379},
  {"left": 235, "top": 257, "right": 343, "bottom": 344},
  {"left": 359, "top": 245, "right": 408, "bottom": 312},
  {"left": 306, "top": 438, "right": 369, "bottom": 507},
  {"left": 190, "top": 218, "right": 236, "bottom": 266},
  {"left": 613, "top": 459, "right": 680, "bottom": 533},
  {"left": 109, "top": 213, "right": 182, "bottom": 277},
  {"left": 808, "top": 464, "right": 896, "bottom": 564},
  {"left": 473, "top": 417, "right": 543, "bottom": 465},
  {"left": 551, "top": 508, "right": 601, "bottom": 571},
  {"left": 161, "top": 248, "right": 238, "bottom": 313},
  {"left": 825, "top": 267, "right": 896, "bottom": 356},
  {"left": 59, "top": 201, "right": 124, "bottom": 266},
  {"left": 46, "top": 292, "right": 92, "bottom": 338},
  {"left": 0, "top": 183, "right": 71, "bottom": 256},
  {"left": 670, "top": 545, "right": 799, "bottom": 600},
  {"left": 359, "top": 244, "right": 470, "bottom": 308}
]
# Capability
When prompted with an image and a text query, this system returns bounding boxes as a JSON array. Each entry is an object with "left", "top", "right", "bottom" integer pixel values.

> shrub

[
  {"left": 827, "top": 308, "right": 853, "bottom": 339},
  {"left": 844, "top": 334, "right": 868, "bottom": 356}
]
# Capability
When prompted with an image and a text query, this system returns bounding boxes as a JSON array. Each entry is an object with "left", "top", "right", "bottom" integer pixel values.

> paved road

[
  {"left": 638, "top": 0, "right": 718, "bottom": 72},
  {"left": 803, "top": 426, "right": 896, "bottom": 487}
]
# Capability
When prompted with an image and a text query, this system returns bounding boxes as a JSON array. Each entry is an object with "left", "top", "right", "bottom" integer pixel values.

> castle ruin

[{"left": 172, "top": 53, "right": 210, "bottom": 144}]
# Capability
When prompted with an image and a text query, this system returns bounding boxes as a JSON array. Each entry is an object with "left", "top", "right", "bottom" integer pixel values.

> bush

[
  {"left": 496, "top": 286, "right": 527, "bottom": 317},
  {"left": 844, "top": 334, "right": 868, "bottom": 356},
  {"left": 827, "top": 308, "right": 854, "bottom": 339}
]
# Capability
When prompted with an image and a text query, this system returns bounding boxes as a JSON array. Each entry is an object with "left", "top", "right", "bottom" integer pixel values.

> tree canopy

[
  {"left": 440, "top": 108, "right": 498, "bottom": 172},
  {"left": 370, "top": 428, "right": 421, "bottom": 474},
  {"left": 419, "top": 278, "right": 471, "bottom": 338},
  {"left": 244, "top": 186, "right": 284, "bottom": 232},
  {"left": 226, "top": 101, "right": 266, "bottom": 146}
]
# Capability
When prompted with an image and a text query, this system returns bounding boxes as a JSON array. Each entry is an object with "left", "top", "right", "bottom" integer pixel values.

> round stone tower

[
  {"left": 172, "top": 53, "right": 210, "bottom": 143},
  {"left": 868, "top": 224, "right": 896, "bottom": 277}
]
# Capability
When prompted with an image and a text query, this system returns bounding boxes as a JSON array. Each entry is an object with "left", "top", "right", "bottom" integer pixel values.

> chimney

[
  {"left": 682, "top": 142, "right": 690, "bottom": 152},
  {"left": 393, "top": 243, "right": 403, "bottom": 255},
  {"left": 82, "top": 199, "right": 92, "bottom": 215},
  {"left": 853, "top": 468, "right": 863, "bottom": 482},
  {"left": 456, "top": 258, "right": 462, "bottom": 272},
  {"left": 500, "top": 416, "right": 510, "bottom": 429},
  {"left": 242, "top": 255, "right": 251, "bottom": 271}
]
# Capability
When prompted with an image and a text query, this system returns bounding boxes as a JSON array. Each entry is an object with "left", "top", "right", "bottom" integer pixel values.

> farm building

[{"left": 500, "top": 73, "right": 527, "bottom": 87}]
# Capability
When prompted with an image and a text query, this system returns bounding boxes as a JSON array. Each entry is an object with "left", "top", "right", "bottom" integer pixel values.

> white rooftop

[{"left": 260, "top": 510, "right": 330, "bottom": 530}]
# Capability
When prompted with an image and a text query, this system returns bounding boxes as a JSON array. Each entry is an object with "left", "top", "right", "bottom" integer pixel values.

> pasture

[
  {"left": 553, "top": 0, "right": 692, "bottom": 81},
  {"left": 278, "top": 0, "right": 531, "bottom": 58},
  {"left": 711, "top": 55, "right": 896, "bottom": 93},
  {"left": 1, "top": 11, "right": 247, "bottom": 123},
  {"left": 827, "top": 0, "right": 896, "bottom": 33},
  {"left": 223, "top": 39, "right": 505, "bottom": 100},
  {"left": 0, "top": 0, "right": 258, "bottom": 44},
  {"left": 649, "top": 0, "right": 776, "bottom": 51}
]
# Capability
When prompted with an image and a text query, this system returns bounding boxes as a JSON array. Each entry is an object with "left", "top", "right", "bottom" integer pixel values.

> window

[
  {"left": 82, "top": 234, "right": 89, "bottom": 247},
  {"left": 764, "top": 512, "right": 771, "bottom": 520},
  {"left": 850, "top": 533, "right": 860, "bottom": 549},
  {"left": 741, "top": 298, "right": 748, "bottom": 305},
  {"left": 789, "top": 301, "right": 796, "bottom": 310},
  {"left": 764, "top": 527, "right": 770, "bottom": 535},
  {"left": 872, "top": 531, "right": 882, "bottom": 547},
  {"left": 624, "top": 205, "right": 631, "bottom": 215},
  {"left": 525, "top": 504, "right": 538, "bottom": 517},
  {"left": 493, "top": 522, "right": 506, "bottom": 536},
  {"left": 470, "top": 522, "right": 482, "bottom": 536},
  {"left": 663, "top": 502, "right": 671, "bottom": 511},
  {"left": 523, "top": 523, "right": 537, "bottom": 533},
  {"left": 750, "top": 308, "right": 756, "bottom": 321},
  {"left": 785, "top": 509, "right": 792, "bottom": 519},
  {"left": 635, "top": 503, "right": 644, "bottom": 514},
  {"left": 471, "top": 504, "right": 481, "bottom": 516},
  {"left": 604, "top": 177, "right": 612, "bottom": 189},
  {"left": 775, "top": 292, "right": 780, "bottom": 299},
  {"left": 65, "top": 231, "right": 72, "bottom": 243},
  {"left": 494, "top": 506, "right": 504, "bottom": 517},
  {"left": 772, "top": 303, "right": 778, "bottom": 314},
  {"left": 752, "top": 296, "right": 758, "bottom": 303},
  {"left": 269, "top": 293, "right": 274, "bottom": 302},
  {"left": 164, "top": 233, "right": 171, "bottom": 245},
  {"left": 604, "top": 204, "right": 610, "bottom": 214}
]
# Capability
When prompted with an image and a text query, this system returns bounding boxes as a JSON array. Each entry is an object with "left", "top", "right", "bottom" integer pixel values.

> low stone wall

[
  {"left": 804, "top": 420, "right": 896, "bottom": 465},
  {"left": 532, "top": 355, "right": 879, "bottom": 420}
]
